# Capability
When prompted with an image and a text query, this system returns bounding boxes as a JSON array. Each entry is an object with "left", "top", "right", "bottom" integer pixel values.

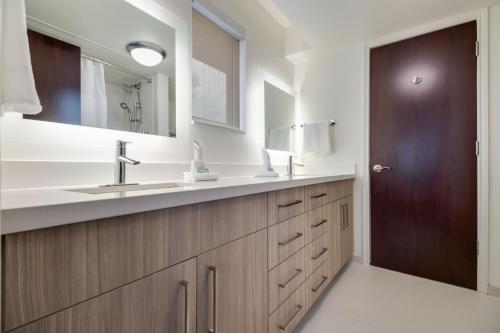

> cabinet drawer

[
  {"left": 329, "top": 179, "right": 354, "bottom": 201},
  {"left": 268, "top": 249, "right": 306, "bottom": 314},
  {"left": 268, "top": 214, "right": 306, "bottom": 269},
  {"left": 268, "top": 187, "right": 305, "bottom": 225},
  {"left": 305, "top": 232, "right": 330, "bottom": 277},
  {"left": 304, "top": 182, "right": 331, "bottom": 211},
  {"left": 305, "top": 261, "right": 331, "bottom": 311},
  {"left": 10, "top": 258, "right": 198, "bottom": 333},
  {"left": 304, "top": 204, "right": 331, "bottom": 244},
  {"left": 197, "top": 193, "right": 268, "bottom": 252},
  {"left": 269, "top": 284, "right": 306, "bottom": 333}
]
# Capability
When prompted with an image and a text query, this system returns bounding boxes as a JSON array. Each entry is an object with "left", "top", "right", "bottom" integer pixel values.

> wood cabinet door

[
  {"left": 328, "top": 202, "right": 342, "bottom": 278},
  {"left": 197, "top": 230, "right": 268, "bottom": 333},
  {"left": 11, "top": 258, "right": 197, "bottom": 333},
  {"left": 341, "top": 196, "right": 354, "bottom": 265}
]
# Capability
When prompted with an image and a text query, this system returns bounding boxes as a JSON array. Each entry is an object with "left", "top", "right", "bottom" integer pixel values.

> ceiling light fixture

[{"left": 126, "top": 42, "right": 166, "bottom": 67}]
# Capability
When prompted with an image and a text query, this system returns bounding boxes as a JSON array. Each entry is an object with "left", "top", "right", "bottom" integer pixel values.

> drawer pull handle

[
  {"left": 279, "top": 232, "right": 303, "bottom": 246},
  {"left": 311, "top": 247, "right": 328, "bottom": 260},
  {"left": 312, "top": 276, "right": 328, "bottom": 292},
  {"left": 278, "top": 304, "right": 303, "bottom": 331},
  {"left": 311, "top": 219, "right": 328, "bottom": 228},
  {"left": 279, "top": 269, "right": 303, "bottom": 288},
  {"left": 278, "top": 200, "right": 303, "bottom": 208},
  {"left": 180, "top": 280, "right": 189, "bottom": 333},
  {"left": 311, "top": 193, "right": 327, "bottom": 199},
  {"left": 208, "top": 266, "right": 217, "bottom": 333}
]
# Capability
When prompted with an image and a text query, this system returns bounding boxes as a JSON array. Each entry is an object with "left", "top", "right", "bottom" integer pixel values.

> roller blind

[{"left": 192, "top": 8, "right": 240, "bottom": 127}]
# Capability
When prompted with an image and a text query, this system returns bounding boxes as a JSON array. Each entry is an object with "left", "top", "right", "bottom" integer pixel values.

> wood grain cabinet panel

[
  {"left": 3, "top": 222, "right": 100, "bottom": 331},
  {"left": 304, "top": 182, "right": 331, "bottom": 211},
  {"left": 268, "top": 214, "right": 305, "bottom": 269},
  {"left": 198, "top": 193, "right": 267, "bottom": 252},
  {"left": 268, "top": 187, "right": 305, "bottom": 225},
  {"left": 329, "top": 179, "right": 354, "bottom": 202},
  {"left": 304, "top": 232, "right": 330, "bottom": 277},
  {"left": 197, "top": 230, "right": 268, "bottom": 333},
  {"left": 304, "top": 204, "right": 331, "bottom": 244},
  {"left": 340, "top": 196, "right": 354, "bottom": 266},
  {"left": 268, "top": 248, "right": 306, "bottom": 314},
  {"left": 10, "top": 259, "right": 197, "bottom": 333},
  {"left": 268, "top": 284, "right": 306, "bottom": 333},
  {"left": 305, "top": 261, "right": 331, "bottom": 311},
  {"left": 328, "top": 202, "right": 343, "bottom": 279}
]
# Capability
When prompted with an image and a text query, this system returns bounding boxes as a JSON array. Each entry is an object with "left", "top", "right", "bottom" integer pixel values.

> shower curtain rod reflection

[{"left": 81, "top": 54, "right": 152, "bottom": 83}]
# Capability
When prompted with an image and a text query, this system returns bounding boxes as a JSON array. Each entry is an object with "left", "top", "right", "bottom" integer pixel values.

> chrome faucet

[
  {"left": 286, "top": 155, "right": 304, "bottom": 176},
  {"left": 115, "top": 140, "right": 140, "bottom": 185}
]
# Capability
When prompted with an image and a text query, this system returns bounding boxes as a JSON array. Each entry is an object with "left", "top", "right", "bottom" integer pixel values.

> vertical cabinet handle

[
  {"left": 180, "top": 280, "right": 189, "bottom": 333},
  {"left": 208, "top": 266, "right": 217, "bottom": 333},
  {"left": 278, "top": 305, "right": 303, "bottom": 331},
  {"left": 345, "top": 203, "right": 349, "bottom": 229},
  {"left": 340, "top": 204, "right": 345, "bottom": 230}
]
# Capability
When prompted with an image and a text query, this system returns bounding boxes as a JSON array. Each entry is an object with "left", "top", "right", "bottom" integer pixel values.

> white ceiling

[{"left": 271, "top": 0, "right": 497, "bottom": 51}]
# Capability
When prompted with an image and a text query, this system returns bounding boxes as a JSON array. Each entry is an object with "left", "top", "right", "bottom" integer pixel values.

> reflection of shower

[
  {"left": 120, "top": 102, "right": 133, "bottom": 131},
  {"left": 121, "top": 82, "right": 143, "bottom": 132}
]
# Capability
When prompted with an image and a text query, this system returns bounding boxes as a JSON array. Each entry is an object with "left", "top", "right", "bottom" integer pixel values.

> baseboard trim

[
  {"left": 488, "top": 285, "right": 500, "bottom": 297},
  {"left": 351, "top": 255, "right": 363, "bottom": 264}
]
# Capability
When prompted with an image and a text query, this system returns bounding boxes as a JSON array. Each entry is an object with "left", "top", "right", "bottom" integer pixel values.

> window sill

[{"left": 192, "top": 117, "right": 246, "bottom": 133}]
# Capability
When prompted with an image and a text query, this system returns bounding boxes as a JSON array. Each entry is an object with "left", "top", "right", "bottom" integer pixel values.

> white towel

[
  {"left": 268, "top": 126, "right": 291, "bottom": 152},
  {"left": 1, "top": 0, "right": 42, "bottom": 115},
  {"left": 81, "top": 58, "right": 108, "bottom": 128},
  {"left": 302, "top": 122, "right": 331, "bottom": 153}
]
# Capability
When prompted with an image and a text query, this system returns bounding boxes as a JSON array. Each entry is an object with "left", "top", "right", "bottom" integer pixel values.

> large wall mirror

[
  {"left": 24, "top": 0, "right": 177, "bottom": 137},
  {"left": 264, "top": 81, "right": 296, "bottom": 152}
]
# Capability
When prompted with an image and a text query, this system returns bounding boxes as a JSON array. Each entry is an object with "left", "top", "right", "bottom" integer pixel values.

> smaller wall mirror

[{"left": 264, "top": 81, "right": 295, "bottom": 152}]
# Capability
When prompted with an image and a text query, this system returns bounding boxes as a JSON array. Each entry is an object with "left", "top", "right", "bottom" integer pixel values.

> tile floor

[{"left": 296, "top": 262, "right": 500, "bottom": 333}]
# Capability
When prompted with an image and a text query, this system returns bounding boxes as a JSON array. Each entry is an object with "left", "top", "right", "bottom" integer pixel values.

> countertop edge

[{"left": 1, "top": 174, "right": 355, "bottom": 235}]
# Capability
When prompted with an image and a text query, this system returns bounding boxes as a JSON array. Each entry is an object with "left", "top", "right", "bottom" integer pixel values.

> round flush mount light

[{"left": 126, "top": 42, "right": 166, "bottom": 67}]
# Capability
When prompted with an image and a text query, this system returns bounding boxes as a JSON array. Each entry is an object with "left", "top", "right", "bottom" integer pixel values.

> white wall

[
  {"left": 0, "top": 0, "right": 293, "bottom": 188},
  {"left": 489, "top": 3, "right": 500, "bottom": 289},
  {"left": 295, "top": 45, "right": 365, "bottom": 257}
]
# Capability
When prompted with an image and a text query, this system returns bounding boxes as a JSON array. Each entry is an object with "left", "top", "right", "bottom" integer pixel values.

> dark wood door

[{"left": 370, "top": 22, "right": 477, "bottom": 290}]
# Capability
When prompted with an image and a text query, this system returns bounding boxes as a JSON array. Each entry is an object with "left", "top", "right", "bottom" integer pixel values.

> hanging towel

[
  {"left": 81, "top": 57, "right": 108, "bottom": 128},
  {"left": 268, "top": 126, "right": 291, "bottom": 152},
  {"left": 1, "top": 0, "right": 42, "bottom": 115},
  {"left": 302, "top": 122, "right": 331, "bottom": 153}
]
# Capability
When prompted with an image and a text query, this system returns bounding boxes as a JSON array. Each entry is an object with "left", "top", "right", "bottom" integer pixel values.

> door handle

[{"left": 373, "top": 164, "right": 391, "bottom": 173}]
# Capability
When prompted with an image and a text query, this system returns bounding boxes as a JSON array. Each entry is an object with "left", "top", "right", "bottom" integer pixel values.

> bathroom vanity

[{"left": 1, "top": 175, "right": 354, "bottom": 333}]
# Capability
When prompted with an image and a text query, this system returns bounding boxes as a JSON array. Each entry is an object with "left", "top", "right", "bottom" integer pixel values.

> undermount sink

[{"left": 65, "top": 182, "right": 184, "bottom": 194}]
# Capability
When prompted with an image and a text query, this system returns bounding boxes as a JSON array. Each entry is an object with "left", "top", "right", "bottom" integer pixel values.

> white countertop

[{"left": 1, "top": 173, "right": 355, "bottom": 235}]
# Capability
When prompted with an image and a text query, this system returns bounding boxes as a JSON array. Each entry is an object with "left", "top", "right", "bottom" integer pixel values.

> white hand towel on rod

[
  {"left": 1, "top": 0, "right": 42, "bottom": 115},
  {"left": 302, "top": 122, "right": 332, "bottom": 154}
]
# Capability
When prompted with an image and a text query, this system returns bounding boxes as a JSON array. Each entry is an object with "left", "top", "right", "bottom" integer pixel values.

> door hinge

[
  {"left": 476, "top": 41, "right": 480, "bottom": 57},
  {"left": 476, "top": 141, "right": 480, "bottom": 156}
]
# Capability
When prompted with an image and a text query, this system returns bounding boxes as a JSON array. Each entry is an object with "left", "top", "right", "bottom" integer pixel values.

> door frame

[{"left": 361, "top": 8, "right": 489, "bottom": 293}]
